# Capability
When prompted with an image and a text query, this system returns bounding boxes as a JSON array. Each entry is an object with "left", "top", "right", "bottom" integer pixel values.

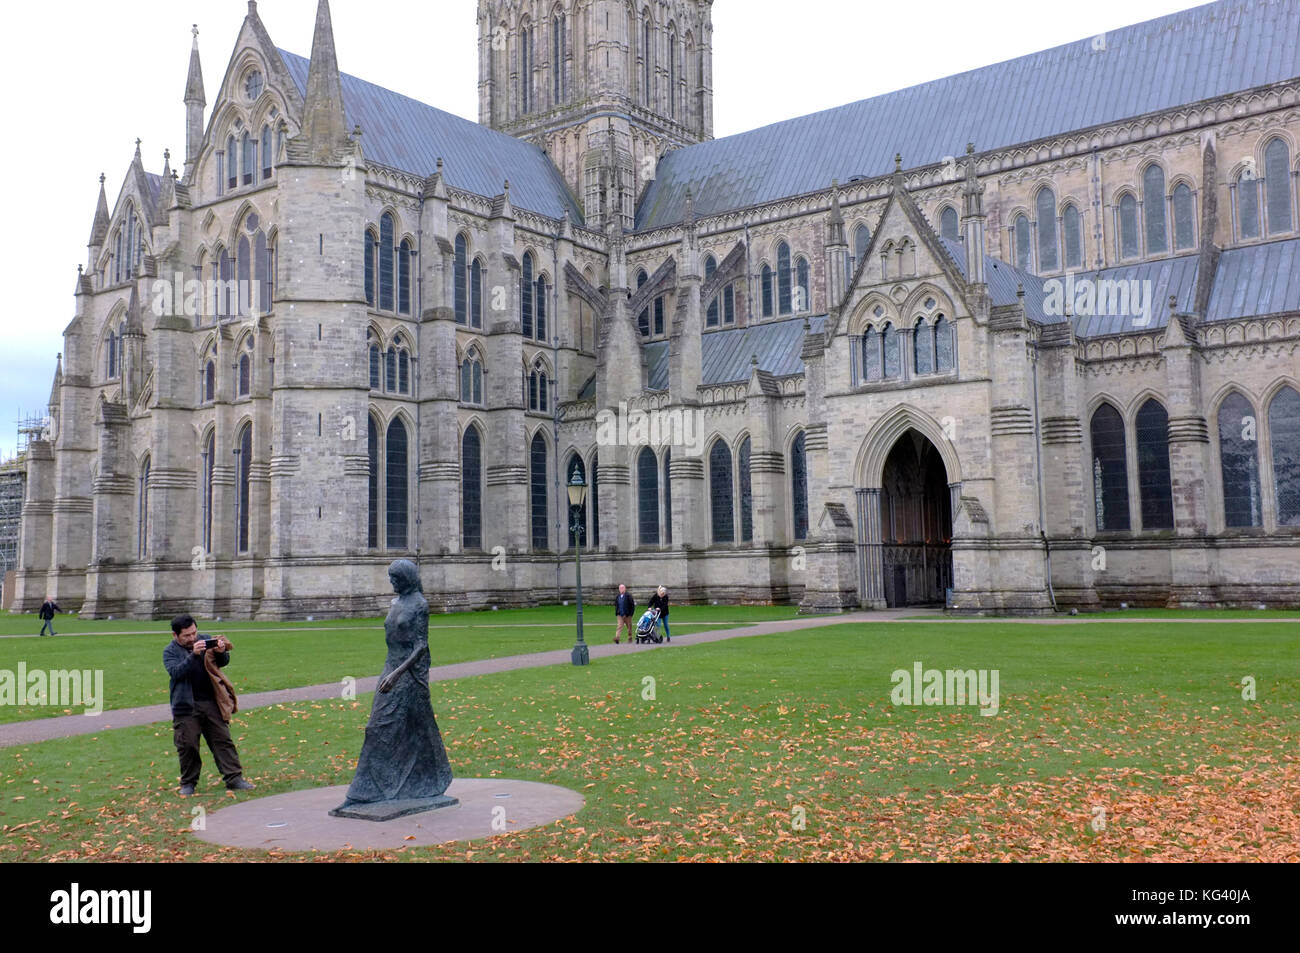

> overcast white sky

[{"left": 0, "top": 0, "right": 1207, "bottom": 461}]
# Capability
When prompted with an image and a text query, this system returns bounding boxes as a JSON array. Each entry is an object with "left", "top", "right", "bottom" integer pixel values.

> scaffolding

[{"left": 0, "top": 412, "right": 44, "bottom": 587}]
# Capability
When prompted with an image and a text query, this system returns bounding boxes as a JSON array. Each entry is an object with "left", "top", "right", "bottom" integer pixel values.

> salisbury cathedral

[{"left": 13, "top": 0, "right": 1300, "bottom": 618}]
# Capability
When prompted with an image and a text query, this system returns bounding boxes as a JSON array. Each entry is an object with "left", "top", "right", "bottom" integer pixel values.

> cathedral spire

[
  {"left": 160, "top": 150, "right": 175, "bottom": 209},
  {"left": 184, "top": 25, "right": 206, "bottom": 168},
  {"left": 89, "top": 173, "right": 110, "bottom": 248},
  {"left": 294, "top": 0, "right": 350, "bottom": 164}
]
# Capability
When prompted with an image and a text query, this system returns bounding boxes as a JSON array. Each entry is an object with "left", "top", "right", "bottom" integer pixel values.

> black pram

[{"left": 635, "top": 608, "right": 662, "bottom": 644}]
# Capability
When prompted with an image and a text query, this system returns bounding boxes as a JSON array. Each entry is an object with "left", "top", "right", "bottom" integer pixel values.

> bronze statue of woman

[{"left": 330, "top": 559, "right": 456, "bottom": 820}]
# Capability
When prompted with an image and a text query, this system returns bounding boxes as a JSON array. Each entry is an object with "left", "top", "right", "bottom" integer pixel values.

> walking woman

[{"left": 648, "top": 585, "right": 671, "bottom": 642}]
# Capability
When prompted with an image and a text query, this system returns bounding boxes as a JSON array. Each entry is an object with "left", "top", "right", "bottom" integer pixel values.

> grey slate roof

[
  {"left": 645, "top": 315, "right": 829, "bottom": 391},
  {"left": 638, "top": 0, "right": 1300, "bottom": 229},
  {"left": 278, "top": 50, "right": 583, "bottom": 223},
  {"left": 1206, "top": 238, "right": 1300, "bottom": 320},
  {"left": 143, "top": 173, "right": 164, "bottom": 215}
]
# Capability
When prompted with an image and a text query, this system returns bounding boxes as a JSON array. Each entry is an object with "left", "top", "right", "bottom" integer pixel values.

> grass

[
  {"left": 0, "top": 604, "right": 802, "bottom": 723},
  {"left": 1, "top": 617, "right": 1296, "bottom": 862}
]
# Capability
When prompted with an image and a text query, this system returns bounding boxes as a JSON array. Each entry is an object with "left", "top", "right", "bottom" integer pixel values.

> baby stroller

[{"left": 635, "top": 608, "right": 663, "bottom": 644}]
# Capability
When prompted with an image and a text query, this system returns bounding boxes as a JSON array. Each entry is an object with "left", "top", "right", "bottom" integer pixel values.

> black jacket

[
  {"left": 38, "top": 601, "right": 61, "bottom": 620},
  {"left": 163, "top": 638, "right": 230, "bottom": 717},
  {"left": 647, "top": 593, "right": 669, "bottom": 618},
  {"left": 615, "top": 591, "right": 636, "bottom": 617}
]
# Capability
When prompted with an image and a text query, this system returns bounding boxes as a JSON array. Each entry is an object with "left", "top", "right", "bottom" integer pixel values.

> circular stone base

[{"left": 194, "top": 779, "right": 584, "bottom": 852}]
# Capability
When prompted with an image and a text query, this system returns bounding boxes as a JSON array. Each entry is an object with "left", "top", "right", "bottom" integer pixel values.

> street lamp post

[{"left": 567, "top": 471, "right": 590, "bottom": 667}]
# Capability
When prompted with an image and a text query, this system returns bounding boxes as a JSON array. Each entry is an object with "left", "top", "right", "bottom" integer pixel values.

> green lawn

[
  {"left": 2, "top": 617, "right": 1296, "bottom": 862},
  {"left": 0, "top": 604, "right": 801, "bottom": 722}
]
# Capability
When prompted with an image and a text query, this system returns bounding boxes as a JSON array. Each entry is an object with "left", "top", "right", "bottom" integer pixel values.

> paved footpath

[{"left": 0, "top": 610, "right": 930, "bottom": 749}]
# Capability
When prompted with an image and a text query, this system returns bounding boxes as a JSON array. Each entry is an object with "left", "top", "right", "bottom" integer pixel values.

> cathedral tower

[{"left": 478, "top": 0, "right": 713, "bottom": 229}]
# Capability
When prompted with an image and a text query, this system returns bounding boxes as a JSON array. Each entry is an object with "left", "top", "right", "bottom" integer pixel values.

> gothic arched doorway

[{"left": 872, "top": 430, "right": 954, "bottom": 607}]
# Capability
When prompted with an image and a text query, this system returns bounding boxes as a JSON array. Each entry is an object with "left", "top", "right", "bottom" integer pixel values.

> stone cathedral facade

[{"left": 13, "top": 0, "right": 1300, "bottom": 619}]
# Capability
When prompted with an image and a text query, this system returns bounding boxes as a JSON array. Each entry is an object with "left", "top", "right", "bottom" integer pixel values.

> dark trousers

[
  {"left": 39, "top": 618, "right": 55, "bottom": 636},
  {"left": 173, "top": 698, "right": 244, "bottom": 787}
]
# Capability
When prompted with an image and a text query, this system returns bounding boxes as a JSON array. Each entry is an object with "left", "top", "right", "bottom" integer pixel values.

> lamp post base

[{"left": 571, "top": 643, "right": 590, "bottom": 667}]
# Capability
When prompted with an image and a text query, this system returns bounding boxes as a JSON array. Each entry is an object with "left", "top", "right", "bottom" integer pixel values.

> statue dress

[{"left": 331, "top": 560, "right": 455, "bottom": 819}]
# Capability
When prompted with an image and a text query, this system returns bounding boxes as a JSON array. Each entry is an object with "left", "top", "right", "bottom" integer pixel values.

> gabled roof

[
  {"left": 278, "top": 50, "right": 582, "bottom": 223},
  {"left": 637, "top": 0, "right": 1300, "bottom": 229},
  {"left": 645, "top": 315, "right": 829, "bottom": 391}
]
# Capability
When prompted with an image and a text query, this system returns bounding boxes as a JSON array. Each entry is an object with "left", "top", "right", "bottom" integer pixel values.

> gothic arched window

[
  {"left": 535, "top": 272, "right": 549, "bottom": 341},
  {"left": 704, "top": 255, "right": 718, "bottom": 327},
  {"left": 1136, "top": 398, "right": 1173, "bottom": 530},
  {"left": 710, "top": 439, "right": 734, "bottom": 544},
  {"left": 530, "top": 432, "right": 549, "bottom": 550},
  {"left": 663, "top": 449, "right": 672, "bottom": 546},
  {"left": 395, "top": 337, "right": 411, "bottom": 394},
  {"left": 379, "top": 213, "right": 396, "bottom": 312},
  {"left": 1036, "top": 188, "right": 1058, "bottom": 271},
  {"left": 519, "top": 21, "right": 534, "bottom": 114},
  {"left": 203, "top": 359, "right": 216, "bottom": 402},
  {"left": 201, "top": 431, "right": 215, "bottom": 553},
  {"left": 882, "top": 322, "right": 901, "bottom": 378},
  {"left": 454, "top": 234, "right": 468, "bottom": 325},
  {"left": 236, "top": 422, "right": 253, "bottom": 553},
  {"left": 1218, "top": 392, "right": 1261, "bottom": 528},
  {"left": 791, "top": 432, "right": 809, "bottom": 541},
  {"left": 552, "top": 12, "right": 567, "bottom": 105},
  {"left": 399, "top": 238, "right": 413, "bottom": 315},
  {"left": 1063, "top": 203, "right": 1084, "bottom": 269},
  {"left": 385, "top": 417, "right": 409, "bottom": 550},
  {"left": 590, "top": 453, "right": 601, "bottom": 548},
  {"left": 367, "top": 415, "right": 379, "bottom": 549},
  {"left": 854, "top": 224, "right": 871, "bottom": 266},
  {"left": 668, "top": 30, "right": 677, "bottom": 118},
  {"left": 795, "top": 257, "right": 810, "bottom": 313},
  {"left": 1119, "top": 193, "right": 1140, "bottom": 258},
  {"left": 914, "top": 318, "right": 934, "bottom": 375},
  {"left": 365, "top": 228, "right": 378, "bottom": 308},
  {"left": 385, "top": 346, "right": 397, "bottom": 393},
  {"left": 261, "top": 125, "right": 272, "bottom": 180},
  {"left": 636, "top": 269, "right": 650, "bottom": 337},
  {"left": 528, "top": 359, "right": 549, "bottom": 413},
  {"left": 638, "top": 447, "right": 660, "bottom": 546},
  {"left": 777, "top": 242, "right": 792, "bottom": 314},
  {"left": 1238, "top": 168, "right": 1261, "bottom": 239},
  {"left": 461, "top": 347, "right": 484, "bottom": 404},
  {"left": 761, "top": 264, "right": 774, "bottom": 317},
  {"left": 642, "top": 16, "right": 653, "bottom": 105},
  {"left": 462, "top": 425, "right": 483, "bottom": 550},
  {"left": 227, "top": 135, "right": 237, "bottom": 190},
  {"left": 368, "top": 330, "right": 381, "bottom": 390},
  {"left": 1091, "top": 403, "right": 1130, "bottom": 532},
  {"left": 1143, "top": 165, "right": 1167, "bottom": 255},
  {"left": 935, "top": 315, "right": 954, "bottom": 372},
  {"left": 1173, "top": 184, "right": 1195, "bottom": 250},
  {"left": 738, "top": 436, "right": 753, "bottom": 543},
  {"left": 1013, "top": 213, "right": 1032, "bottom": 270},
  {"left": 241, "top": 132, "right": 255, "bottom": 186},
  {"left": 237, "top": 352, "right": 251, "bottom": 398},
  {"left": 471, "top": 258, "right": 484, "bottom": 329},
  {"left": 522, "top": 252, "right": 535, "bottom": 338},
  {"left": 862, "top": 327, "right": 881, "bottom": 382},
  {"left": 1264, "top": 138, "right": 1293, "bottom": 235},
  {"left": 1270, "top": 386, "right": 1300, "bottom": 527},
  {"left": 940, "top": 206, "right": 959, "bottom": 242},
  {"left": 138, "top": 456, "right": 151, "bottom": 558}
]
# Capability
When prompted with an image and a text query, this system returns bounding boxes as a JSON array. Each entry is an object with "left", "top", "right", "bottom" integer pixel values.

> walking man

[
  {"left": 163, "top": 613, "right": 254, "bottom": 796},
  {"left": 614, "top": 584, "right": 636, "bottom": 644},
  {"left": 38, "top": 596, "right": 61, "bottom": 636}
]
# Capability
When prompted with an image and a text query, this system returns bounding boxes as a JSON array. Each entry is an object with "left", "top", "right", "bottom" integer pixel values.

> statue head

[{"left": 388, "top": 559, "right": 422, "bottom": 596}]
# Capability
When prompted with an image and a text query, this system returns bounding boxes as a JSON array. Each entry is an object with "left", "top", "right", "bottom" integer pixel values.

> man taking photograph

[{"left": 163, "top": 614, "right": 254, "bottom": 796}]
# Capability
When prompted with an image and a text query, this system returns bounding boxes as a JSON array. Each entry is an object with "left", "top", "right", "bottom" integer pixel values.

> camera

[{"left": 199, "top": 638, "right": 220, "bottom": 652}]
